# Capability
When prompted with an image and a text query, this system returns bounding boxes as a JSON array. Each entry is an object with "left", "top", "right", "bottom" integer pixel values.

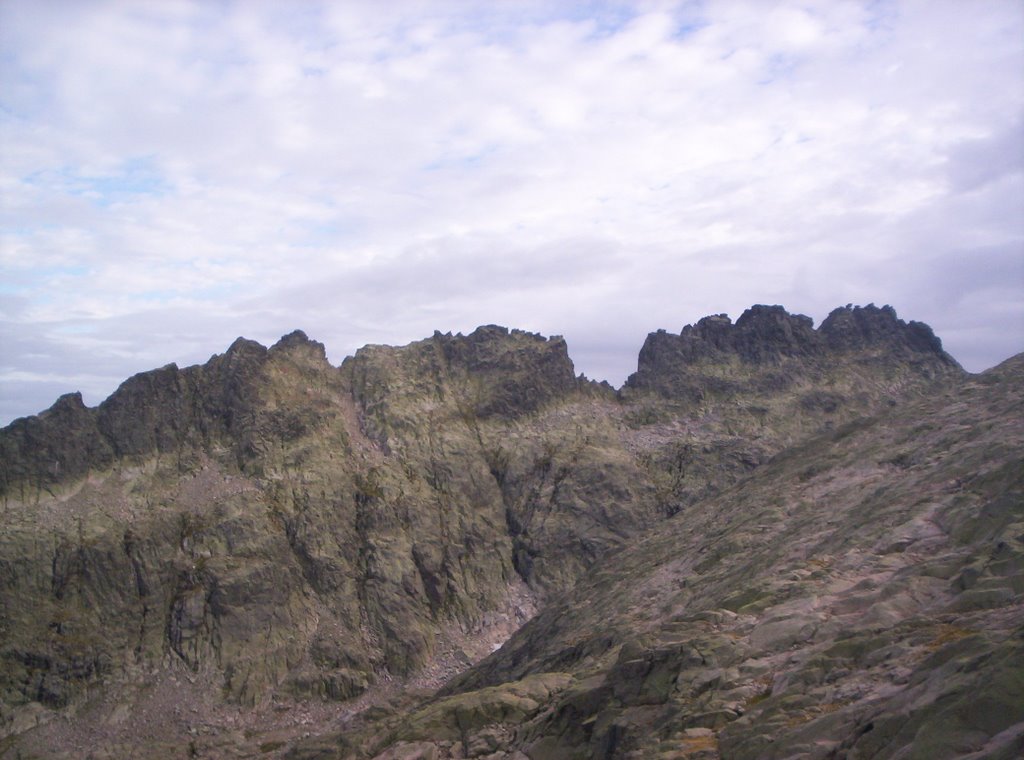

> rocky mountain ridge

[
  {"left": 306, "top": 352, "right": 1021, "bottom": 759},
  {"left": 1, "top": 304, "right": 1015, "bottom": 760}
]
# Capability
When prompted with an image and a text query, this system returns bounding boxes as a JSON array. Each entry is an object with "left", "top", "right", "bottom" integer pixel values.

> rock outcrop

[
  {"left": 0, "top": 324, "right": 641, "bottom": 737},
  {"left": 626, "top": 303, "right": 960, "bottom": 401},
  {"left": 1, "top": 304, "right": 1011, "bottom": 760},
  {"left": 297, "top": 354, "right": 1024, "bottom": 760}
]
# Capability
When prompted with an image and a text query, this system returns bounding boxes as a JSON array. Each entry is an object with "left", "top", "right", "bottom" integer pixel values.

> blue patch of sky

[
  {"left": 257, "top": 2, "right": 329, "bottom": 43},
  {"left": 672, "top": 20, "right": 709, "bottom": 42},
  {"left": 53, "top": 323, "right": 96, "bottom": 336},
  {"left": 0, "top": 265, "right": 90, "bottom": 296},
  {"left": 190, "top": 281, "right": 242, "bottom": 300},
  {"left": 287, "top": 217, "right": 362, "bottom": 249},
  {"left": 863, "top": 0, "right": 898, "bottom": 34},
  {"left": 3, "top": 264, "right": 89, "bottom": 284},
  {"left": 0, "top": 100, "right": 26, "bottom": 122},
  {"left": 424, "top": 1, "right": 639, "bottom": 45},
  {"left": 757, "top": 53, "right": 801, "bottom": 86},
  {"left": 23, "top": 156, "right": 169, "bottom": 207},
  {"left": 44, "top": 264, "right": 89, "bottom": 278},
  {"left": 0, "top": 60, "right": 50, "bottom": 119},
  {"left": 133, "top": 288, "right": 185, "bottom": 304},
  {"left": 346, "top": 2, "right": 705, "bottom": 61},
  {"left": 2, "top": 222, "right": 61, "bottom": 235},
  {"left": 422, "top": 144, "right": 498, "bottom": 174},
  {"left": 557, "top": 2, "right": 639, "bottom": 36},
  {"left": 562, "top": 1, "right": 709, "bottom": 42}
]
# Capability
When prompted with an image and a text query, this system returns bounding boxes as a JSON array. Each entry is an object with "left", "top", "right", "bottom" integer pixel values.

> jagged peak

[
  {"left": 467, "top": 324, "right": 511, "bottom": 340},
  {"left": 103, "top": 362, "right": 181, "bottom": 399},
  {"left": 361, "top": 325, "right": 565, "bottom": 356},
  {"left": 695, "top": 313, "right": 731, "bottom": 327},
  {"left": 819, "top": 303, "right": 951, "bottom": 358},
  {"left": 734, "top": 303, "right": 814, "bottom": 329},
  {"left": 276, "top": 328, "right": 312, "bottom": 345},
  {"left": 345, "top": 324, "right": 578, "bottom": 423},
  {"left": 462, "top": 324, "right": 559, "bottom": 345},
  {"left": 225, "top": 336, "right": 268, "bottom": 358},
  {"left": 270, "top": 329, "right": 328, "bottom": 361},
  {"left": 626, "top": 303, "right": 964, "bottom": 394},
  {"left": 4, "top": 307, "right": 959, "bottom": 441},
  {"left": 663, "top": 303, "right": 955, "bottom": 359},
  {"left": 48, "top": 391, "right": 87, "bottom": 413}
]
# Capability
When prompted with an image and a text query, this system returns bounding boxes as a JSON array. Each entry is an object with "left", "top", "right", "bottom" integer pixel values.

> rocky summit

[{"left": 0, "top": 305, "right": 1019, "bottom": 760}]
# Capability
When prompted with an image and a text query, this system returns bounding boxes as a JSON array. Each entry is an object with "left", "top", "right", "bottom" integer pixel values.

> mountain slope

[
  {"left": 0, "top": 304, "right": 988, "bottom": 759},
  {"left": 295, "top": 354, "right": 1024, "bottom": 759}
]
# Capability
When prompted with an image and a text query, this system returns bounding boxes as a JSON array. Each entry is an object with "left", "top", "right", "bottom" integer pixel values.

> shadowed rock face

[
  {"left": 0, "top": 325, "right": 601, "bottom": 726},
  {"left": 0, "top": 334, "right": 275, "bottom": 498},
  {"left": 344, "top": 325, "right": 579, "bottom": 448},
  {"left": 625, "top": 303, "right": 961, "bottom": 401},
  {"left": 819, "top": 303, "right": 946, "bottom": 355},
  {"left": 1, "top": 305, "right": 1011, "bottom": 760},
  {"left": 0, "top": 392, "right": 115, "bottom": 494}
]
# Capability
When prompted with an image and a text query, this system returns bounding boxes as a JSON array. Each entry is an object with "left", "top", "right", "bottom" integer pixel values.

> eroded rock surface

[
  {"left": 1, "top": 305, "right": 1013, "bottom": 760},
  {"left": 312, "top": 354, "right": 1022, "bottom": 760}
]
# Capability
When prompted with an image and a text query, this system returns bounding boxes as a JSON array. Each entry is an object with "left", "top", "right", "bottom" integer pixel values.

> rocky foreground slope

[
  {"left": 1, "top": 304, "right": 1018, "bottom": 759},
  {"left": 306, "top": 354, "right": 1022, "bottom": 760}
]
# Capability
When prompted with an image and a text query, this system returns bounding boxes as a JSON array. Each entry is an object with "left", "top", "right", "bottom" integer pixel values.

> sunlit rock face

[{"left": 3, "top": 305, "right": 1017, "bottom": 760}]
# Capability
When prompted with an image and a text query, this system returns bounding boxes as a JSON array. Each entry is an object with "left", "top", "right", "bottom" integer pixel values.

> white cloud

[{"left": 1, "top": 0, "right": 1022, "bottom": 424}]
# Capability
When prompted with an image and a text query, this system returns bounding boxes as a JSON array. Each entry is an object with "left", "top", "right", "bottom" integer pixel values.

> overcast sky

[{"left": 1, "top": 0, "right": 1022, "bottom": 425}]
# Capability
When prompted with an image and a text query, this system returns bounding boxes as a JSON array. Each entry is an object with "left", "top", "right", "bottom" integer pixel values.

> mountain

[
  {"left": 325, "top": 353, "right": 1020, "bottom": 760},
  {"left": 0, "top": 304, "right": 1018, "bottom": 759}
]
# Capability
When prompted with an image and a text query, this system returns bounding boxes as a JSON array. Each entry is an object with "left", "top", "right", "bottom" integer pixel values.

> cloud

[{"left": 1, "top": 0, "right": 1022, "bottom": 424}]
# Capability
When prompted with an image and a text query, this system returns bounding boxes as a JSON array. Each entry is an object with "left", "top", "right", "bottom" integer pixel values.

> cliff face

[
  {"left": 626, "top": 303, "right": 960, "bottom": 400},
  {"left": 618, "top": 303, "right": 965, "bottom": 518},
  {"left": 322, "top": 354, "right": 1022, "bottom": 760},
  {"left": 1, "top": 333, "right": 284, "bottom": 498},
  {"left": 0, "top": 324, "right": 643, "bottom": 726},
  {"left": 0, "top": 304, "right": 1007, "bottom": 760}
]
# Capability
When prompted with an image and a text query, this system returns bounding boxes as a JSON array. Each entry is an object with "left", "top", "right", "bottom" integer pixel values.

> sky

[{"left": 1, "top": 0, "right": 1022, "bottom": 425}]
